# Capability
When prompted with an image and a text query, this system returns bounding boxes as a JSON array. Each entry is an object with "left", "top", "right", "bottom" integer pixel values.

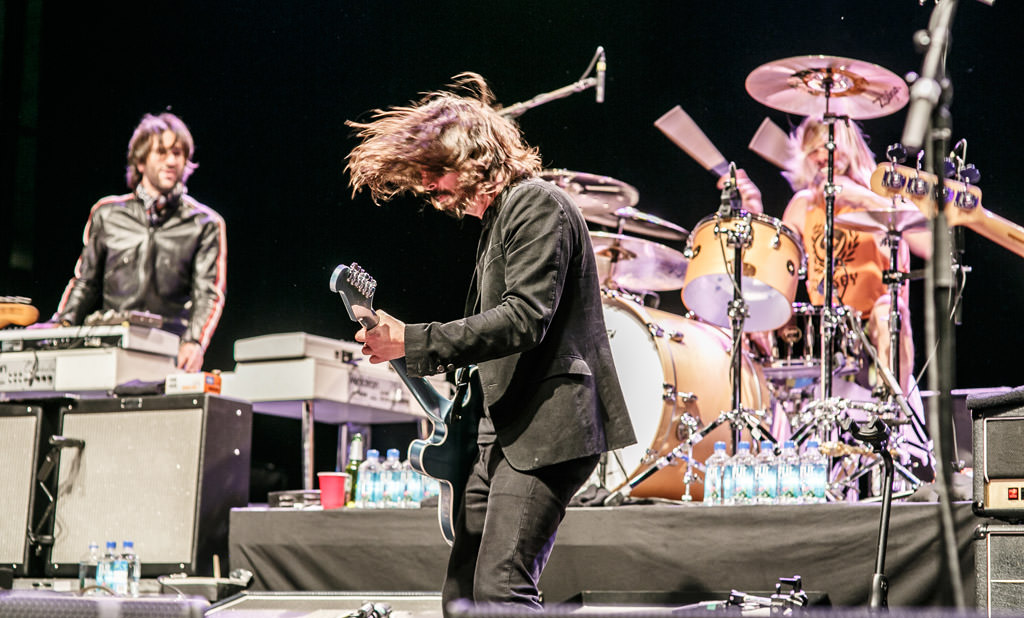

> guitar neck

[
  {"left": 388, "top": 357, "right": 453, "bottom": 423},
  {"left": 953, "top": 208, "right": 1024, "bottom": 260}
]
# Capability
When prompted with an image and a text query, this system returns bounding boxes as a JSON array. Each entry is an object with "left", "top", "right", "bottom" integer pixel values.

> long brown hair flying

[{"left": 345, "top": 73, "right": 542, "bottom": 217}]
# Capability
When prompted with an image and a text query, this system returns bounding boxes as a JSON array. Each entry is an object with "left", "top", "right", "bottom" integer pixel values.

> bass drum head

[{"left": 601, "top": 294, "right": 770, "bottom": 501}]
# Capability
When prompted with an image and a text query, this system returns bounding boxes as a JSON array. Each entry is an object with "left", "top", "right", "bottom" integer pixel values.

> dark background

[{"left": 2, "top": 1, "right": 1021, "bottom": 484}]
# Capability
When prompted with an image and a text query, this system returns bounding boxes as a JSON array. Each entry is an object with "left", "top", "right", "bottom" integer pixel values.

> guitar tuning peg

[
  {"left": 886, "top": 143, "right": 907, "bottom": 164},
  {"left": 942, "top": 158, "right": 957, "bottom": 179},
  {"left": 960, "top": 164, "right": 981, "bottom": 185}
]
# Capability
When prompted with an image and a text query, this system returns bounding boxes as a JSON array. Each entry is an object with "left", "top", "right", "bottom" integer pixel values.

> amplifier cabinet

[
  {"left": 975, "top": 523, "right": 1024, "bottom": 613},
  {"left": 45, "top": 394, "right": 252, "bottom": 577},
  {"left": 970, "top": 387, "right": 1024, "bottom": 522},
  {"left": 0, "top": 403, "right": 48, "bottom": 575}
]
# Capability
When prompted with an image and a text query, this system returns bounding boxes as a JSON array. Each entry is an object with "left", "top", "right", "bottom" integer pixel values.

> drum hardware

[
  {"left": 682, "top": 209, "right": 804, "bottom": 333},
  {"left": 589, "top": 231, "right": 688, "bottom": 293},
  {"left": 663, "top": 385, "right": 696, "bottom": 403},
  {"left": 745, "top": 55, "right": 910, "bottom": 403},
  {"left": 715, "top": 167, "right": 779, "bottom": 452},
  {"left": 588, "top": 206, "right": 689, "bottom": 242},
  {"left": 598, "top": 293, "right": 771, "bottom": 504}
]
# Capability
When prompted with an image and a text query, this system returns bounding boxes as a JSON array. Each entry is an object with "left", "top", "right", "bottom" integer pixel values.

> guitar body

[
  {"left": 0, "top": 302, "right": 39, "bottom": 328},
  {"left": 408, "top": 366, "right": 483, "bottom": 546}
]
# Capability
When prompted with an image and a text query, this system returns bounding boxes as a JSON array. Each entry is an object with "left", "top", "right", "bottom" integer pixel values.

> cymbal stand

[
  {"left": 818, "top": 82, "right": 844, "bottom": 403},
  {"left": 714, "top": 171, "right": 779, "bottom": 451},
  {"left": 603, "top": 176, "right": 777, "bottom": 505},
  {"left": 879, "top": 227, "right": 931, "bottom": 450}
]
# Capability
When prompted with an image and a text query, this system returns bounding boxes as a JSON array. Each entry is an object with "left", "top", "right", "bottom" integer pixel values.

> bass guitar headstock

[{"left": 870, "top": 162, "right": 983, "bottom": 221}]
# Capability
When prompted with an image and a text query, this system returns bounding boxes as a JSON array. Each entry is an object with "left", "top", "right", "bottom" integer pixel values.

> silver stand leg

[
  {"left": 336, "top": 424, "right": 349, "bottom": 472},
  {"left": 301, "top": 399, "right": 315, "bottom": 490}
]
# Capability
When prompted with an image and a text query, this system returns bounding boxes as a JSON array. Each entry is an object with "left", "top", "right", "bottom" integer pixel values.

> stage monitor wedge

[{"left": 45, "top": 394, "right": 252, "bottom": 577}]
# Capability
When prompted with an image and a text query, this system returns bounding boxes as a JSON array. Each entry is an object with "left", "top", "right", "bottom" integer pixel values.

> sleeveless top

[{"left": 801, "top": 204, "right": 890, "bottom": 315}]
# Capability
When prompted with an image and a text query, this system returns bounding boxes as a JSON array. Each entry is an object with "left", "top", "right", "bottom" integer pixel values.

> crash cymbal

[
  {"left": 835, "top": 207, "right": 928, "bottom": 234},
  {"left": 587, "top": 206, "right": 689, "bottom": 242},
  {"left": 745, "top": 55, "right": 909, "bottom": 119},
  {"left": 590, "top": 231, "right": 688, "bottom": 292},
  {"left": 540, "top": 169, "right": 639, "bottom": 213}
]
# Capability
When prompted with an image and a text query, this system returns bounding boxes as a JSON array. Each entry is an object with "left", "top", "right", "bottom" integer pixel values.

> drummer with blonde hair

[{"left": 720, "top": 115, "right": 931, "bottom": 408}]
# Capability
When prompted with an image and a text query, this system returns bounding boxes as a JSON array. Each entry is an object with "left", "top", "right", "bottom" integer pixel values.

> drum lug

[
  {"left": 647, "top": 322, "right": 665, "bottom": 338},
  {"left": 663, "top": 384, "right": 696, "bottom": 403},
  {"left": 772, "top": 220, "right": 783, "bottom": 249}
]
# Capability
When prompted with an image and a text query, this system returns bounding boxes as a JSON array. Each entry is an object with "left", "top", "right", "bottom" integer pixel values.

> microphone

[
  {"left": 343, "top": 603, "right": 376, "bottom": 618},
  {"left": 595, "top": 47, "right": 606, "bottom": 103},
  {"left": 717, "top": 162, "right": 740, "bottom": 217},
  {"left": 49, "top": 435, "right": 85, "bottom": 449}
]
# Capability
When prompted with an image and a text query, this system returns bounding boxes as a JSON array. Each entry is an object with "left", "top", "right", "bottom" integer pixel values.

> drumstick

[
  {"left": 748, "top": 117, "right": 790, "bottom": 170},
  {"left": 654, "top": 105, "right": 730, "bottom": 177}
]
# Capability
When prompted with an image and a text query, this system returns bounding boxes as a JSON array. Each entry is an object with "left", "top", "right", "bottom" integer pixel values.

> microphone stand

[
  {"left": 901, "top": 0, "right": 965, "bottom": 608},
  {"left": 837, "top": 413, "right": 894, "bottom": 610},
  {"left": 499, "top": 47, "right": 604, "bottom": 118}
]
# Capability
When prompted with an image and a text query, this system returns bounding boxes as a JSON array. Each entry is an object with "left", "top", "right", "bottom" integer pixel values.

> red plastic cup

[{"left": 317, "top": 472, "right": 351, "bottom": 509}]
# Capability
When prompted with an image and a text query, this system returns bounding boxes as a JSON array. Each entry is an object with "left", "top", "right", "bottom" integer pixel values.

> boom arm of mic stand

[{"left": 499, "top": 78, "right": 597, "bottom": 119}]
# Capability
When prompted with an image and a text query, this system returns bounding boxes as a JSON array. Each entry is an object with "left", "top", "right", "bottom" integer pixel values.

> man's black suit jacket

[{"left": 405, "top": 178, "right": 636, "bottom": 471}]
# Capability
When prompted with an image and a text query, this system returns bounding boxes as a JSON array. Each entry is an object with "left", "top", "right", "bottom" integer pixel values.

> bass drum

[{"left": 602, "top": 294, "right": 770, "bottom": 501}]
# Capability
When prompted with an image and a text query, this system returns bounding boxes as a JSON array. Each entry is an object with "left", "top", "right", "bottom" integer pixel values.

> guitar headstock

[
  {"left": 330, "top": 263, "right": 379, "bottom": 329},
  {"left": 870, "top": 162, "right": 983, "bottom": 219}
]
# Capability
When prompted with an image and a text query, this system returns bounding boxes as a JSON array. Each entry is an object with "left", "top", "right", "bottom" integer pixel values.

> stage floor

[{"left": 228, "top": 500, "right": 982, "bottom": 609}]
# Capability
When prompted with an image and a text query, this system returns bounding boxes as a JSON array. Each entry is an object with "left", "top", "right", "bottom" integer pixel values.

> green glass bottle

[{"left": 345, "top": 433, "right": 364, "bottom": 507}]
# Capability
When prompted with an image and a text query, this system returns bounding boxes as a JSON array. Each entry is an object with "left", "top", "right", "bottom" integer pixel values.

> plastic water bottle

[
  {"left": 702, "top": 441, "right": 729, "bottom": 505},
  {"left": 754, "top": 441, "right": 779, "bottom": 505},
  {"left": 356, "top": 449, "right": 382, "bottom": 508},
  {"left": 121, "top": 541, "right": 141, "bottom": 597},
  {"left": 77, "top": 542, "right": 101, "bottom": 594},
  {"left": 380, "top": 448, "right": 404, "bottom": 508},
  {"left": 800, "top": 440, "right": 828, "bottom": 503},
  {"left": 98, "top": 540, "right": 127, "bottom": 595},
  {"left": 401, "top": 458, "right": 424, "bottom": 508},
  {"left": 344, "top": 434, "right": 364, "bottom": 507},
  {"left": 730, "top": 441, "right": 756, "bottom": 504},
  {"left": 777, "top": 441, "right": 802, "bottom": 504}
]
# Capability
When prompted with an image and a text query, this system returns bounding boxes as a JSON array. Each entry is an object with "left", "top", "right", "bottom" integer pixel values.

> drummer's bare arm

[
  {"left": 717, "top": 169, "right": 763, "bottom": 214},
  {"left": 902, "top": 229, "right": 933, "bottom": 260},
  {"left": 781, "top": 192, "right": 809, "bottom": 243}
]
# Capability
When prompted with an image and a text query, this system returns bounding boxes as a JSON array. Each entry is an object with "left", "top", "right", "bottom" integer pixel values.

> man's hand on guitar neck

[{"left": 355, "top": 309, "right": 407, "bottom": 364}]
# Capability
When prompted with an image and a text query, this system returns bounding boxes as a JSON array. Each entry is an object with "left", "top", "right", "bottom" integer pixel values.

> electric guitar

[
  {"left": 330, "top": 263, "right": 480, "bottom": 546},
  {"left": 870, "top": 163, "right": 1024, "bottom": 260}
]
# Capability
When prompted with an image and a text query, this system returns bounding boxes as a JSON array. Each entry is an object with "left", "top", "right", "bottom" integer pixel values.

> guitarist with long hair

[{"left": 344, "top": 73, "right": 636, "bottom": 616}]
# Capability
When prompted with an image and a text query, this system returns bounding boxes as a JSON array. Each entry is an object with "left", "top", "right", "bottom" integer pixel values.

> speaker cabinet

[
  {"left": 44, "top": 394, "right": 252, "bottom": 577},
  {"left": 975, "top": 523, "right": 1024, "bottom": 613},
  {"left": 0, "top": 403, "right": 47, "bottom": 575},
  {"left": 969, "top": 388, "right": 1024, "bottom": 521}
]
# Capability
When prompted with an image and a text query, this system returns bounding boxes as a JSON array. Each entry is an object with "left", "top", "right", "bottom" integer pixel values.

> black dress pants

[{"left": 441, "top": 441, "right": 599, "bottom": 615}]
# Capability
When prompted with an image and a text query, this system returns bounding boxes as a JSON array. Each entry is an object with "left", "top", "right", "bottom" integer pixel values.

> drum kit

[{"left": 552, "top": 55, "right": 933, "bottom": 503}]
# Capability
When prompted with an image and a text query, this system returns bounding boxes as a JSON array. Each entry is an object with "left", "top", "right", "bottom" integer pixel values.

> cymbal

[
  {"left": 745, "top": 55, "right": 909, "bottom": 119},
  {"left": 586, "top": 206, "right": 689, "bottom": 242},
  {"left": 835, "top": 207, "right": 928, "bottom": 234},
  {"left": 541, "top": 169, "right": 639, "bottom": 213},
  {"left": 590, "top": 231, "right": 688, "bottom": 292}
]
